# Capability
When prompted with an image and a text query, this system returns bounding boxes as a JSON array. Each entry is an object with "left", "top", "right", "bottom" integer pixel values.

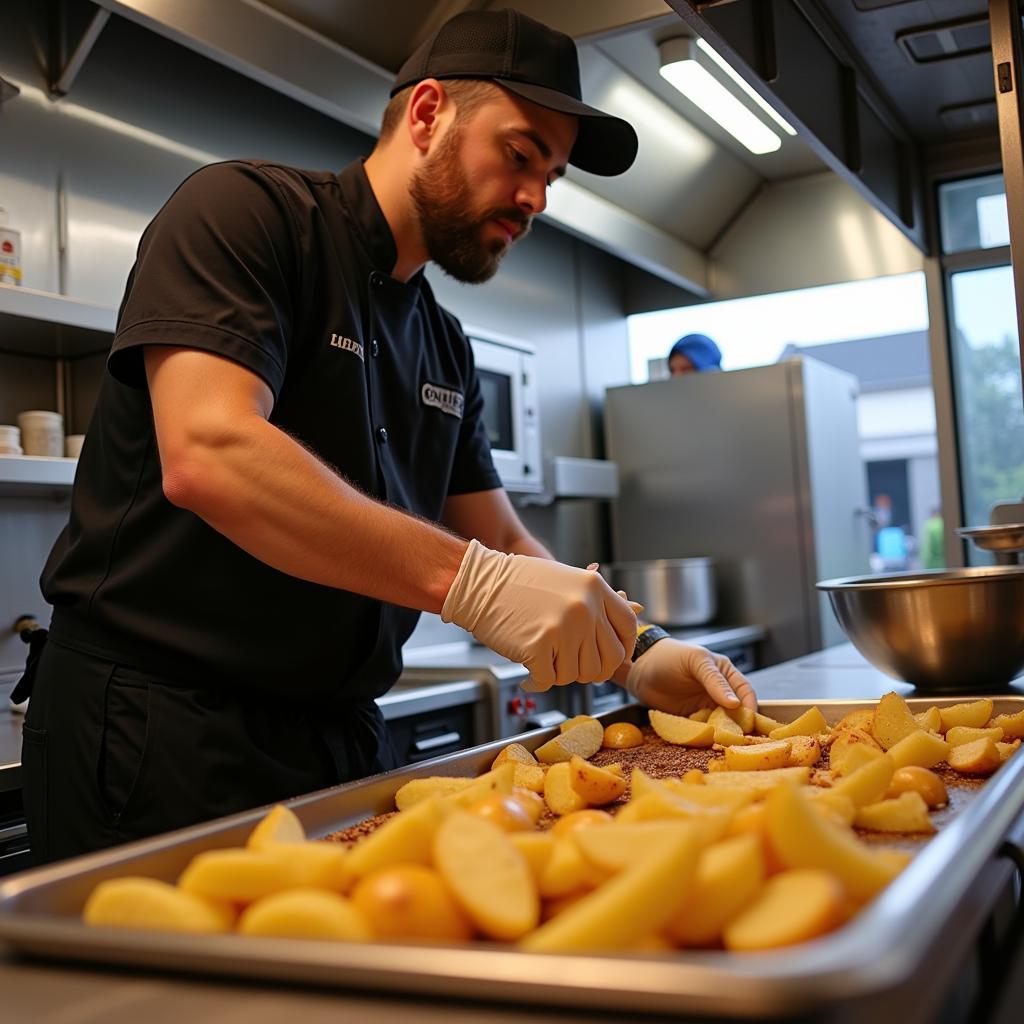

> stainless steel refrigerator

[{"left": 604, "top": 357, "right": 870, "bottom": 666}]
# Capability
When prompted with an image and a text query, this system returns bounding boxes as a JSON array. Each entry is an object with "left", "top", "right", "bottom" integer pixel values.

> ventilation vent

[
  {"left": 938, "top": 99, "right": 998, "bottom": 129},
  {"left": 896, "top": 16, "right": 990, "bottom": 64},
  {"left": 853, "top": 0, "right": 918, "bottom": 10}
]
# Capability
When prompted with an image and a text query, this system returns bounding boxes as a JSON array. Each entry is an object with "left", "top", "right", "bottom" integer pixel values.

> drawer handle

[{"left": 413, "top": 731, "right": 462, "bottom": 753}]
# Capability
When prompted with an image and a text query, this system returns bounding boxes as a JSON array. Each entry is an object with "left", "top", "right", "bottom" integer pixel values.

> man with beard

[{"left": 18, "top": 9, "right": 756, "bottom": 863}]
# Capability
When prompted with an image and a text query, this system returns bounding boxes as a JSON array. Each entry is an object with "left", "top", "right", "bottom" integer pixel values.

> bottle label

[{"left": 0, "top": 228, "right": 22, "bottom": 285}]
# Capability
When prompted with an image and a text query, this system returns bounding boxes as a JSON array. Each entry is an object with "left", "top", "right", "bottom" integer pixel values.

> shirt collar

[{"left": 337, "top": 160, "right": 425, "bottom": 293}]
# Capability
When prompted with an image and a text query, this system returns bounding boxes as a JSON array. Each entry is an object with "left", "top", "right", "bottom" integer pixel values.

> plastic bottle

[{"left": 0, "top": 206, "right": 23, "bottom": 286}]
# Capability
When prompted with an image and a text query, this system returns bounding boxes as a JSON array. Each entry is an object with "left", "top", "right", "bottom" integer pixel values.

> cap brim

[{"left": 498, "top": 79, "right": 638, "bottom": 177}]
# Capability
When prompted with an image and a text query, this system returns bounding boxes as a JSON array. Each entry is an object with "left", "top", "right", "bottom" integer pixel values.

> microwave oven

[{"left": 467, "top": 328, "right": 542, "bottom": 493}]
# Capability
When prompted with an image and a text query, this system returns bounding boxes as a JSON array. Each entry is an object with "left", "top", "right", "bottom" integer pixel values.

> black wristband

[{"left": 632, "top": 624, "right": 669, "bottom": 662}]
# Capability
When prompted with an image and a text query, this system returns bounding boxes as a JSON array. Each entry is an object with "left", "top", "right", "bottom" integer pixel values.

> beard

[{"left": 409, "top": 126, "right": 531, "bottom": 284}]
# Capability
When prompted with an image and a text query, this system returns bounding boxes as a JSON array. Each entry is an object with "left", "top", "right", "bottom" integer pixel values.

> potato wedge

[
  {"left": 831, "top": 708, "right": 874, "bottom": 735},
  {"left": 939, "top": 699, "right": 994, "bottom": 732},
  {"left": 787, "top": 735, "right": 822, "bottom": 768},
  {"left": 765, "top": 785, "right": 904, "bottom": 901},
  {"left": 769, "top": 706, "right": 829, "bottom": 739},
  {"left": 723, "top": 869, "right": 844, "bottom": 951},
  {"left": 433, "top": 810, "right": 539, "bottom": 940},
  {"left": 708, "top": 706, "right": 744, "bottom": 736},
  {"left": 544, "top": 761, "right": 588, "bottom": 816},
  {"left": 854, "top": 791, "right": 934, "bottom": 833},
  {"left": 713, "top": 731, "right": 755, "bottom": 747},
  {"left": 265, "top": 841, "right": 352, "bottom": 891},
  {"left": 521, "top": 824, "right": 701, "bottom": 953},
  {"left": 568, "top": 755, "right": 627, "bottom": 806},
  {"left": 871, "top": 692, "right": 920, "bottom": 750},
  {"left": 885, "top": 729, "right": 950, "bottom": 771},
  {"left": 998, "top": 739, "right": 1022, "bottom": 763},
  {"left": 535, "top": 719, "right": 604, "bottom": 764},
  {"left": 394, "top": 776, "right": 474, "bottom": 811},
  {"left": 560, "top": 715, "right": 600, "bottom": 733},
  {"left": 442, "top": 763, "right": 516, "bottom": 809},
  {"left": 615, "top": 792, "right": 732, "bottom": 843},
  {"left": 84, "top": 877, "right": 234, "bottom": 933},
  {"left": 509, "top": 832, "right": 556, "bottom": 885},
  {"left": 238, "top": 888, "right": 370, "bottom": 941},
  {"left": 914, "top": 707, "right": 943, "bottom": 733},
  {"left": 492, "top": 742, "right": 538, "bottom": 768},
  {"left": 247, "top": 804, "right": 305, "bottom": 850},
  {"left": 667, "top": 834, "right": 765, "bottom": 946},
  {"left": 648, "top": 709, "right": 715, "bottom": 747},
  {"left": 661, "top": 781, "right": 758, "bottom": 813},
  {"left": 805, "top": 789, "right": 857, "bottom": 827},
  {"left": 754, "top": 712, "right": 784, "bottom": 736},
  {"left": 347, "top": 797, "right": 444, "bottom": 878},
  {"left": 946, "top": 725, "right": 1003, "bottom": 747},
  {"left": 538, "top": 836, "right": 606, "bottom": 898},
  {"left": 947, "top": 737, "right": 1001, "bottom": 775},
  {"left": 829, "top": 728, "right": 884, "bottom": 777},
  {"left": 828, "top": 754, "right": 895, "bottom": 808},
  {"left": 689, "top": 707, "right": 712, "bottom": 723},
  {"left": 886, "top": 766, "right": 948, "bottom": 808},
  {"left": 512, "top": 762, "right": 547, "bottom": 793},
  {"left": 724, "top": 739, "right": 791, "bottom": 772},
  {"left": 990, "top": 709, "right": 1024, "bottom": 740},
  {"left": 702, "top": 767, "right": 811, "bottom": 791},
  {"left": 574, "top": 821, "right": 703, "bottom": 874},
  {"left": 178, "top": 849, "right": 296, "bottom": 903}
]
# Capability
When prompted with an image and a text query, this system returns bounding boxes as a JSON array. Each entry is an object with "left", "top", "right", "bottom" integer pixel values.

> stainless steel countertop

[{"left": 6, "top": 638, "right": 1006, "bottom": 1022}]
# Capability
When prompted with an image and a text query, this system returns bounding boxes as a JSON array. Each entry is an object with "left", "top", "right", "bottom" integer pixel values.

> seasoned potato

[
  {"left": 946, "top": 725, "right": 1003, "bottom": 747},
  {"left": 871, "top": 692, "right": 920, "bottom": 750},
  {"left": 84, "top": 877, "right": 233, "bottom": 934},
  {"left": 649, "top": 709, "right": 715, "bottom": 747},
  {"left": 829, "top": 728, "right": 884, "bottom": 777},
  {"left": 769, "top": 706, "right": 829, "bottom": 739},
  {"left": 723, "top": 739, "right": 791, "bottom": 772},
  {"left": 990, "top": 709, "right": 1024, "bottom": 740},
  {"left": 885, "top": 729, "right": 950, "bottom": 771},
  {"left": 568, "top": 755, "right": 628, "bottom": 806},
  {"left": 394, "top": 776, "right": 474, "bottom": 811},
  {"left": 543, "top": 761, "right": 588, "bottom": 816},
  {"left": 602, "top": 722, "right": 643, "bottom": 749},
  {"left": 247, "top": 804, "right": 305, "bottom": 850},
  {"left": 854, "top": 792, "right": 935, "bottom": 834},
  {"left": 492, "top": 742, "right": 538, "bottom": 768},
  {"left": 347, "top": 797, "right": 444, "bottom": 878},
  {"left": 886, "top": 766, "right": 948, "bottom": 808},
  {"left": 238, "top": 888, "right": 370, "bottom": 941},
  {"left": 939, "top": 699, "right": 994, "bottom": 733},
  {"left": 787, "top": 736, "right": 822, "bottom": 768},
  {"left": 535, "top": 720, "right": 604, "bottom": 764},
  {"left": 947, "top": 737, "right": 1001, "bottom": 775}
]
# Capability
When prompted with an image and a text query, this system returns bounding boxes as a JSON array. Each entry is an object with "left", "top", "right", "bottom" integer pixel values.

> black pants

[{"left": 20, "top": 636, "right": 396, "bottom": 865}]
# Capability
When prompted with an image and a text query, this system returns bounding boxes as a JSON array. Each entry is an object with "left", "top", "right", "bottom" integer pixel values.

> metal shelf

[
  {"left": 0, "top": 455, "right": 76, "bottom": 497},
  {"left": 0, "top": 284, "right": 115, "bottom": 359}
]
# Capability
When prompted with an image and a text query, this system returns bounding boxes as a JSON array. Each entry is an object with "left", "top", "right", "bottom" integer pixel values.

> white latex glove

[
  {"left": 441, "top": 539, "right": 637, "bottom": 690},
  {"left": 623, "top": 638, "right": 758, "bottom": 716}
]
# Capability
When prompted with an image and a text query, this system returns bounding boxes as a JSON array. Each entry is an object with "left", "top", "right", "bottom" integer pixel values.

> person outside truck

[
  {"left": 16, "top": 9, "right": 757, "bottom": 865},
  {"left": 667, "top": 333, "right": 723, "bottom": 376}
]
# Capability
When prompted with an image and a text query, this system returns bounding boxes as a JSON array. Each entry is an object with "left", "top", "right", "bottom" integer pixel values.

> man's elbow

[{"left": 157, "top": 421, "right": 244, "bottom": 515}]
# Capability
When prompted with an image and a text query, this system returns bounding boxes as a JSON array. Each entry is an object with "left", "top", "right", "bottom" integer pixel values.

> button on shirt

[{"left": 41, "top": 159, "right": 501, "bottom": 706}]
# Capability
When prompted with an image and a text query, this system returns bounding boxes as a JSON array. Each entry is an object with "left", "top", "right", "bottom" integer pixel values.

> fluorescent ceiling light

[
  {"left": 695, "top": 38, "right": 796, "bottom": 136},
  {"left": 658, "top": 38, "right": 781, "bottom": 155}
]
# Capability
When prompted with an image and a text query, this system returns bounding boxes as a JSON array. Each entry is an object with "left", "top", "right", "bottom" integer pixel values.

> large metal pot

[{"left": 607, "top": 558, "right": 716, "bottom": 627}]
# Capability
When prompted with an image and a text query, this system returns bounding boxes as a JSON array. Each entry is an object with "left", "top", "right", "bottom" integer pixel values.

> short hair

[{"left": 378, "top": 79, "right": 501, "bottom": 140}]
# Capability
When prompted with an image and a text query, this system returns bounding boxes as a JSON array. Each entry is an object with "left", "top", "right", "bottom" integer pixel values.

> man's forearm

[{"left": 162, "top": 414, "right": 468, "bottom": 613}]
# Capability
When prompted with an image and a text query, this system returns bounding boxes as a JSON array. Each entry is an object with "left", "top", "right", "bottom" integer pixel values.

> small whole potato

[
  {"left": 603, "top": 722, "right": 643, "bottom": 750},
  {"left": 468, "top": 794, "right": 534, "bottom": 832},
  {"left": 886, "top": 766, "right": 948, "bottom": 808}
]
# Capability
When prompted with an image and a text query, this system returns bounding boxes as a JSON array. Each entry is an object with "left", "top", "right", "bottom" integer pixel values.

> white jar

[
  {"left": 0, "top": 424, "right": 21, "bottom": 454},
  {"left": 17, "top": 410, "right": 64, "bottom": 457}
]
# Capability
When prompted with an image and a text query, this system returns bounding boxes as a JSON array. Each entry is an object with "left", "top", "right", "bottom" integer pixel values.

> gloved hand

[
  {"left": 441, "top": 539, "right": 637, "bottom": 689},
  {"left": 622, "top": 638, "right": 758, "bottom": 716}
]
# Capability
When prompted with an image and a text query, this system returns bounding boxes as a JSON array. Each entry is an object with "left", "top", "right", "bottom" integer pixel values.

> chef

[{"left": 17, "top": 9, "right": 757, "bottom": 864}]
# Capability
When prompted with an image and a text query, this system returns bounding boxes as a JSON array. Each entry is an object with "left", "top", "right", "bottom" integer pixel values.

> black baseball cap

[{"left": 391, "top": 9, "right": 638, "bottom": 177}]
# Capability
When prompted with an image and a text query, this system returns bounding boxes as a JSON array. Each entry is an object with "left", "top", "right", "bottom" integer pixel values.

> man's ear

[{"left": 406, "top": 79, "right": 449, "bottom": 155}]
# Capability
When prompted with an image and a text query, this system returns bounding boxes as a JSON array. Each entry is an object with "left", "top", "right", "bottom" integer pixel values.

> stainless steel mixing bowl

[{"left": 817, "top": 566, "right": 1024, "bottom": 691}]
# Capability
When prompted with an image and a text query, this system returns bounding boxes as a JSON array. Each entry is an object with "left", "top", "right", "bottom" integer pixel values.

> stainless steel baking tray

[{"left": 1, "top": 698, "right": 1024, "bottom": 1021}]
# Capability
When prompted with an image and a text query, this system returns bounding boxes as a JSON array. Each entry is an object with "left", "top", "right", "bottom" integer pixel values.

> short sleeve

[
  {"left": 108, "top": 161, "right": 299, "bottom": 397},
  {"left": 447, "top": 335, "right": 503, "bottom": 497}
]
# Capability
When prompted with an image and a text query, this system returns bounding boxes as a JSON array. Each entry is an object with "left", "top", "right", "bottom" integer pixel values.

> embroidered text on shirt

[
  {"left": 330, "top": 334, "right": 364, "bottom": 360},
  {"left": 421, "top": 382, "right": 465, "bottom": 419}
]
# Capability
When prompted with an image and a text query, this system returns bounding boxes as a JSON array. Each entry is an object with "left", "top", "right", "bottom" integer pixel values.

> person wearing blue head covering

[{"left": 667, "top": 333, "right": 722, "bottom": 376}]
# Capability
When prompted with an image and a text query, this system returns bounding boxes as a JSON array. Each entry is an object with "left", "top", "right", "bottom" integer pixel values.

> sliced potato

[
  {"left": 394, "top": 776, "right": 474, "bottom": 811},
  {"left": 266, "top": 841, "right": 352, "bottom": 891},
  {"left": 544, "top": 761, "right": 588, "bottom": 816},
  {"left": 768, "top": 706, "right": 829, "bottom": 739},
  {"left": 442, "top": 763, "right": 516, "bottom": 809},
  {"left": 615, "top": 792, "right": 732, "bottom": 843},
  {"left": 178, "top": 849, "right": 295, "bottom": 903},
  {"left": 946, "top": 725, "right": 1004, "bottom": 747},
  {"left": 512, "top": 762, "right": 547, "bottom": 793},
  {"left": 535, "top": 720, "right": 604, "bottom": 764},
  {"left": 939, "top": 699, "right": 994, "bottom": 733},
  {"left": 947, "top": 737, "right": 1002, "bottom": 775},
  {"left": 247, "top": 804, "right": 305, "bottom": 850},
  {"left": 854, "top": 791, "right": 935, "bottom": 833},
  {"left": 997, "top": 739, "right": 1022, "bottom": 763},
  {"left": 805, "top": 789, "right": 857, "bottom": 828},
  {"left": 521, "top": 825, "right": 701, "bottom": 953},
  {"left": 347, "top": 797, "right": 444, "bottom": 878},
  {"left": 667, "top": 834, "right": 765, "bottom": 946},
  {"left": 723, "top": 869, "right": 844, "bottom": 951},
  {"left": 648, "top": 709, "right": 715, "bottom": 747},
  {"left": 509, "top": 831, "right": 557, "bottom": 885},
  {"left": 885, "top": 729, "right": 951, "bottom": 771},
  {"left": 871, "top": 692, "right": 920, "bottom": 750},
  {"left": 828, "top": 754, "right": 895, "bottom": 808},
  {"left": 713, "top": 731, "right": 755, "bottom": 746},
  {"left": 753, "top": 711, "right": 784, "bottom": 736},
  {"left": 886, "top": 766, "right": 948, "bottom": 808},
  {"left": 787, "top": 736, "right": 822, "bottom": 768},
  {"left": 538, "top": 836, "right": 606, "bottom": 898},
  {"left": 433, "top": 810, "right": 539, "bottom": 940},
  {"left": 568, "top": 755, "right": 627, "bottom": 806},
  {"left": 492, "top": 742, "right": 538, "bottom": 768},
  {"left": 661, "top": 780, "right": 758, "bottom": 813},
  {"left": 723, "top": 739, "right": 791, "bottom": 772},
  {"left": 702, "top": 767, "right": 811, "bottom": 791},
  {"left": 914, "top": 707, "right": 943, "bottom": 733},
  {"left": 765, "top": 784, "right": 904, "bottom": 901},
  {"left": 238, "top": 888, "right": 370, "bottom": 941},
  {"left": 829, "top": 728, "right": 884, "bottom": 777},
  {"left": 84, "top": 877, "right": 233, "bottom": 933},
  {"left": 831, "top": 708, "right": 874, "bottom": 735},
  {"left": 990, "top": 709, "right": 1024, "bottom": 740},
  {"left": 560, "top": 715, "right": 600, "bottom": 734},
  {"left": 708, "top": 706, "right": 744, "bottom": 736},
  {"left": 689, "top": 708, "right": 712, "bottom": 723},
  {"left": 574, "top": 821, "right": 702, "bottom": 874}
]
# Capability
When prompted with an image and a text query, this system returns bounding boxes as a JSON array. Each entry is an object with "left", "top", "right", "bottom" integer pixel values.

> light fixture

[{"left": 658, "top": 37, "right": 782, "bottom": 155}]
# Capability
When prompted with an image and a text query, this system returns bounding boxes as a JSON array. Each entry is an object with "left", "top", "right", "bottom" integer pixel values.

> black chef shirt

[{"left": 41, "top": 159, "right": 501, "bottom": 708}]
